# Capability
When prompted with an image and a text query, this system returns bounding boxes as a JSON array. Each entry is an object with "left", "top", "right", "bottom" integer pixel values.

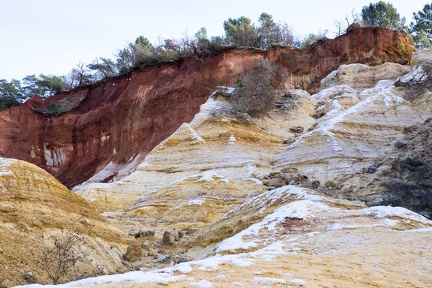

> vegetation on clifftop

[{"left": 1, "top": 1, "right": 432, "bottom": 111}]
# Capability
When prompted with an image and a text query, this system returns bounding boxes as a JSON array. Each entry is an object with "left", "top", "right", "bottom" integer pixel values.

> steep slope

[
  {"left": 0, "top": 158, "right": 130, "bottom": 287},
  {"left": 72, "top": 89, "right": 316, "bottom": 235},
  {"left": 274, "top": 79, "right": 430, "bottom": 186},
  {"left": 0, "top": 27, "right": 415, "bottom": 188},
  {"left": 333, "top": 56, "right": 432, "bottom": 216}
]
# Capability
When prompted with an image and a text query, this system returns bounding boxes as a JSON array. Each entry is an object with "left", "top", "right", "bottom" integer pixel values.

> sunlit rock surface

[
  {"left": 0, "top": 158, "right": 130, "bottom": 287},
  {"left": 19, "top": 187, "right": 432, "bottom": 288}
]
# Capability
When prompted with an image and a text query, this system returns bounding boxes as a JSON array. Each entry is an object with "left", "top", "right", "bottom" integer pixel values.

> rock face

[
  {"left": 69, "top": 51, "right": 431, "bottom": 285},
  {"left": 20, "top": 187, "right": 432, "bottom": 288},
  {"left": 5, "top": 29, "right": 432, "bottom": 288},
  {"left": 320, "top": 62, "right": 410, "bottom": 91},
  {"left": 0, "top": 157, "right": 130, "bottom": 287},
  {"left": 0, "top": 27, "right": 415, "bottom": 188}
]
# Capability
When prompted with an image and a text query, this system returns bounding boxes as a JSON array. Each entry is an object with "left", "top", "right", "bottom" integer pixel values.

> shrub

[
  {"left": 37, "top": 230, "right": 82, "bottom": 284},
  {"left": 35, "top": 218, "right": 97, "bottom": 285},
  {"left": 230, "top": 59, "right": 277, "bottom": 117},
  {"left": 0, "top": 97, "right": 20, "bottom": 111}
]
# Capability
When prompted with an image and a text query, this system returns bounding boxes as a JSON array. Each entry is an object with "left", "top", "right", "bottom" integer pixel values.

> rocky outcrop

[
  {"left": 0, "top": 157, "right": 130, "bottom": 286},
  {"left": 21, "top": 186, "right": 432, "bottom": 288},
  {"left": 320, "top": 62, "right": 410, "bottom": 91},
  {"left": 71, "top": 47, "right": 429, "bottom": 256},
  {"left": 0, "top": 27, "right": 415, "bottom": 188},
  {"left": 68, "top": 52, "right": 432, "bottom": 276},
  {"left": 7, "top": 40, "right": 432, "bottom": 288},
  {"left": 274, "top": 79, "right": 431, "bottom": 188}
]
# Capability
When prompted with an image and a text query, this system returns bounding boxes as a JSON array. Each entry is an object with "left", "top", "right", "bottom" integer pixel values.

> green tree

[
  {"left": 192, "top": 27, "right": 211, "bottom": 56},
  {"left": 258, "top": 13, "right": 294, "bottom": 49},
  {"left": 135, "top": 36, "right": 153, "bottom": 49},
  {"left": 195, "top": 27, "right": 208, "bottom": 41},
  {"left": 297, "top": 30, "right": 328, "bottom": 47},
  {"left": 87, "top": 57, "right": 117, "bottom": 81},
  {"left": 0, "top": 79, "right": 23, "bottom": 111},
  {"left": 410, "top": 3, "right": 432, "bottom": 48},
  {"left": 223, "top": 16, "right": 259, "bottom": 47},
  {"left": 38, "top": 74, "right": 65, "bottom": 95},
  {"left": 22, "top": 75, "right": 44, "bottom": 98},
  {"left": 258, "top": 12, "right": 276, "bottom": 48},
  {"left": 115, "top": 45, "right": 135, "bottom": 73},
  {"left": 133, "top": 36, "right": 155, "bottom": 65},
  {"left": 0, "top": 79, "right": 23, "bottom": 99},
  {"left": 361, "top": 1, "right": 406, "bottom": 30},
  {"left": 114, "top": 36, "right": 155, "bottom": 72},
  {"left": 22, "top": 74, "right": 65, "bottom": 99}
]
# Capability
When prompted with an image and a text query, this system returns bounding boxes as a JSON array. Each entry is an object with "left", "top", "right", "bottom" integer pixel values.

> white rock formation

[
  {"left": 320, "top": 62, "right": 410, "bottom": 91},
  {"left": 20, "top": 186, "right": 432, "bottom": 288}
]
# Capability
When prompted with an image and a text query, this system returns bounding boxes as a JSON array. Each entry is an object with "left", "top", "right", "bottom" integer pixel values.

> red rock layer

[{"left": 0, "top": 27, "right": 415, "bottom": 188}]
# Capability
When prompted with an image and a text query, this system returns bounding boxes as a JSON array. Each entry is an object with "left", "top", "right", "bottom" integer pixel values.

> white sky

[{"left": 0, "top": 0, "right": 430, "bottom": 80}]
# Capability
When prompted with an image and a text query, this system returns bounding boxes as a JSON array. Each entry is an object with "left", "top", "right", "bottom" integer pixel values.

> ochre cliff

[
  {"left": 0, "top": 158, "right": 130, "bottom": 286},
  {"left": 0, "top": 27, "right": 415, "bottom": 188}
]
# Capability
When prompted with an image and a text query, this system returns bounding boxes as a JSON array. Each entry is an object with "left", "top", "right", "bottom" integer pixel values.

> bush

[
  {"left": 0, "top": 97, "right": 20, "bottom": 111},
  {"left": 37, "top": 230, "right": 82, "bottom": 284},
  {"left": 35, "top": 217, "right": 98, "bottom": 285},
  {"left": 230, "top": 59, "right": 277, "bottom": 117}
]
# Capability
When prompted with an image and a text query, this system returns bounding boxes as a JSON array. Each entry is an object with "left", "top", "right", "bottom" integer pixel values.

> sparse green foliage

[
  {"left": 298, "top": 30, "right": 328, "bottom": 47},
  {"left": 192, "top": 27, "right": 213, "bottom": 56},
  {"left": 361, "top": 1, "right": 406, "bottom": 30},
  {"left": 231, "top": 59, "right": 277, "bottom": 117},
  {"left": 410, "top": 3, "right": 432, "bottom": 49},
  {"left": 413, "top": 30, "right": 431, "bottom": 49},
  {"left": 258, "top": 12, "right": 276, "bottom": 48},
  {"left": 223, "top": 16, "right": 259, "bottom": 47},
  {"left": 22, "top": 74, "right": 66, "bottom": 99},
  {"left": 257, "top": 13, "right": 294, "bottom": 48},
  {"left": 87, "top": 57, "right": 117, "bottom": 81},
  {"left": 195, "top": 27, "right": 208, "bottom": 41},
  {"left": 131, "top": 36, "right": 156, "bottom": 66},
  {"left": 0, "top": 79, "right": 23, "bottom": 111}
]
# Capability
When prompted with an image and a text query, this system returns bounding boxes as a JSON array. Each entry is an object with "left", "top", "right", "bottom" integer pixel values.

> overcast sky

[{"left": 0, "top": 0, "right": 430, "bottom": 80}]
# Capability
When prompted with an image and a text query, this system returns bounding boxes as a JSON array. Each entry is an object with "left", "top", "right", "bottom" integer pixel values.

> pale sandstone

[
  {"left": 410, "top": 48, "right": 432, "bottom": 67},
  {"left": 0, "top": 158, "right": 130, "bottom": 286},
  {"left": 275, "top": 79, "right": 431, "bottom": 185},
  {"left": 74, "top": 57, "right": 430, "bottom": 242},
  {"left": 32, "top": 187, "right": 432, "bottom": 288},
  {"left": 320, "top": 62, "right": 410, "bottom": 91}
]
